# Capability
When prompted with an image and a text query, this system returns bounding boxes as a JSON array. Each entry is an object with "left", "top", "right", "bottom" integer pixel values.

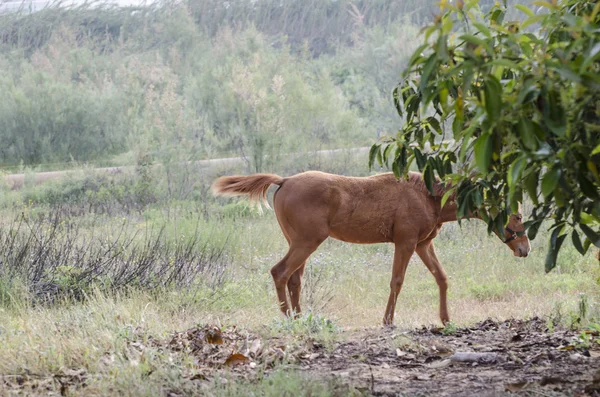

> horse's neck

[
  {"left": 438, "top": 199, "right": 483, "bottom": 223},
  {"left": 439, "top": 200, "right": 459, "bottom": 223}
]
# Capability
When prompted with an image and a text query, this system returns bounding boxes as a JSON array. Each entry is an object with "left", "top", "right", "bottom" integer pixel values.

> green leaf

[
  {"left": 489, "top": 59, "right": 522, "bottom": 71},
  {"left": 508, "top": 156, "right": 526, "bottom": 190},
  {"left": 541, "top": 166, "right": 561, "bottom": 197},
  {"left": 578, "top": 172, "right": 599, "bottom": 199},
  {"left": 459, "top": 34, "right": 493, "bottom": 55},
  {"left": 383, "top": 144, "right": 394, "bottom": 167},
  {"left": 581, "top": 42, "right": 600, "bottom": 72},
  {"left": 517, "top": 119, "right": 538, "bottom": 150},
  {"left": 545, "top": 226, "right": 566, "bottom": 273},
  {"left": 515, "top": 4, "right": 534, "bottom": 17},
  {"left": 414, "top": 149, "right": 427, "bottom": 171},
  {"left": 393, "top": 86, "right": 403, "bottom": 118},
  {"left": 551, "top": 65, "right": 582, "bottom": 83},
  {"left": 583, "top": 237, "right": 592, "bottom": 254},
  {"left": 489, "top": 8, "right": 505, "bottom": 25},
  {"left": 580, "top": 224, "right": 600, "bottom": 248},
  {"left": 494, "top": 211, "right": 507, "bottom": 237},
  {"left": 571, "top": 229, "right": 587, "bottom": 255},
  {"left": 420, "top": 54, "right": 438, "bottom": 94},
  {"left": 521, "top": 14, "right": 545, "bottom": 29},
  {"left": 591, "top": 144, "right": 600, "bottom": 156},
  {"left": 524, "top": 170, "right": 539, "bottom": 205},
  {"left": 440, "top": 188, "right": 455, "bottom": 210},
  {"left": 484, "top": 76, "right": 502, "bottom": 123},
  {"left": 473, "top": 22, "right": 491, "bottom": 38},
  {"left": 427, "top": 117, "right": 442, "bottom": 134},
  {"left": 392, "top": 158, "right": 401, "bottom": 178},
  {"left": 407, "top": 44, "right": 429, "bottom": 68},
  {"left": 457, "top": 189, "right": 473, "bottom": 220},
  {"left": 423, "top": 165, "right": 435, "bottom": 195},
  {"left": 580, "top": 212, "right": 598, "bottom": 225},
  {"left": 524, "top": 220, "right": 542, "bottom": 241},
  {"left": 474, "top": 132, "right": 493, "bottom": 172},
  {"left": 368, "top": 144, "right": 379, "bottom": 170},
  {"left": 532, "top": 1, "right": 555, "bottom": 10},
  {"left": 544, "top": 89, "right": 566, "bottom": 137}
]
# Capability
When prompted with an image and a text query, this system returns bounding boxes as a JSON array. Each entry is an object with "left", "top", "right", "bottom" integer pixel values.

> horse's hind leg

[
  {"left": 271, "top": 245, "right": 320, "bottom": 316},
  {"left": 276, "top": 229, "right": 307, "bottom": 316},
  {"left": 287, "top": 262, "right": 306, "bottom": 316}
]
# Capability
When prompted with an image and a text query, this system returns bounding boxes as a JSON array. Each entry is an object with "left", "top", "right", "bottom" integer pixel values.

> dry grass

[{"left": 0, "top": 209, "right": 598, "bottom": 396}]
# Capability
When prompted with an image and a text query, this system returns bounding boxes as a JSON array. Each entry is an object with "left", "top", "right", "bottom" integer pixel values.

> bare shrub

[{"left": 0, "top": 213, "right": 229, "bottom": 303}]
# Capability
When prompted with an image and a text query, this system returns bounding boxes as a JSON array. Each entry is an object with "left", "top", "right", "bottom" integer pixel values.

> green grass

[{"left": 1, "top": 169, "right": 599, "bottom": 395}]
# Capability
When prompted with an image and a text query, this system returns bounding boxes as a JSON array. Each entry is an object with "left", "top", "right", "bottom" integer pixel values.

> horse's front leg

[
  {"left": 383, "top": 242, "right": 416, "bottom": 326},
  {"left": 415, "top": 240, "right": 449, "bottom": 324}
]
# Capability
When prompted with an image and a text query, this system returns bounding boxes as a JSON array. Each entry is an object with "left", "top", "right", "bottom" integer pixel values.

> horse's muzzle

[{"left": 515, "top": 247, "right": 529, "bottom": 258}]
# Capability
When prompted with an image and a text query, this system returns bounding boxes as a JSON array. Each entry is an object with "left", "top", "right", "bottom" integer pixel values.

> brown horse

[{"left": 212, "top": 171, "right": 531, "bottom": 325}]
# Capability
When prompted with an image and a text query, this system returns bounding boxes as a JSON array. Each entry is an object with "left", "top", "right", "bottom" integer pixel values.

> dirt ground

[{"left": 169, "top": 317, "right": 600, "bottom": 396}]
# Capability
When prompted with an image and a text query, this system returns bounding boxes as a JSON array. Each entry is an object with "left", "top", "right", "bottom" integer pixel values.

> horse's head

[{"left": 501, "top": 213, "right": 531, "bottom": 258}]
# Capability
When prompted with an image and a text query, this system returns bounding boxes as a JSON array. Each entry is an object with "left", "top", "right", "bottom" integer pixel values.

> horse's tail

[{"left": 211, "top": 173, "right": 284, "bottom": 210}]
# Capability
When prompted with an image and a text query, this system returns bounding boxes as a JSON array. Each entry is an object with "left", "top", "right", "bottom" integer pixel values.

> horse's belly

[{"left": 329, "top": 224, "right": 393, "bottom": 244}]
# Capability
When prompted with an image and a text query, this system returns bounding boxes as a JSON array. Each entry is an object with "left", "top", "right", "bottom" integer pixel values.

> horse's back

[{"left": 274, "top": 171, "right": 435, "bottom": 244}]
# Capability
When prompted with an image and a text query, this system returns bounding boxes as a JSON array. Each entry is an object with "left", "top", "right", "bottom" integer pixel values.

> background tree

[{"left": 371, "top": 0, "right": 600, "bottom": 271}]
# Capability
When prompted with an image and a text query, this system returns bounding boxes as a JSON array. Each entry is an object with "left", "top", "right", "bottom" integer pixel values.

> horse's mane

[{"left": 406, "top": 172, "right": 449, "bottom": 198}]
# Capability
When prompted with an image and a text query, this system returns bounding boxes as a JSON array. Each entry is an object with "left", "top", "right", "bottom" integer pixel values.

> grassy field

[
  {"left": 0, "top": 1, "right": 598, "bottom": 394},
  {"left": 1, "top": 160, "right": 598, "bottom": 396}
]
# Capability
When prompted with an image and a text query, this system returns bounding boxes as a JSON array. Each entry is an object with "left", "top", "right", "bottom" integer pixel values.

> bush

[{"left": 0, "top": 214, "right": 229, "bottom": 303}]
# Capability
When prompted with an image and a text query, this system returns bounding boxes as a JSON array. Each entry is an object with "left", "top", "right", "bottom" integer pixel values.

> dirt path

[
  {"left": 2, "top": 147, "right": 370, "bottom": 190},
  {"left": 169, "top": 318, "right": 600, "bottom": 396}
]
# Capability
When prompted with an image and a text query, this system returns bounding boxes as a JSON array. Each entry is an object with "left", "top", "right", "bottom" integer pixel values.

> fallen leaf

[
  {"left": 57, "top": 368, "right": 86, "bottom": 378},
  {"left": 505, "top": 381, "right": 530, "bottom": 392},
  {"left": 205, "top": 328, "right": 223, "bottom": 345},
  {"left": 224, "top": 353, "right": 249, "bottom": 366},
  {"left": 557, "top": 345, "right": 575, "bottom": 351},
  {"left": 249, "top": 339, "right": 262, "bottom": 356}
]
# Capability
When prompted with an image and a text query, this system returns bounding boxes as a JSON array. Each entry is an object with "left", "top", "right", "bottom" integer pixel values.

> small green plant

[
  {"left": 441, "top": 321, "right": 457, "bottom": 336},
  {"left": 53, "top": 265, "right": 87, "bottom": 295},
  {"left": 270, "top": 311, "right": 341, "bottom": 336},
  {"left": 567, "top": 293, "right": 591, "bottom": 328},
  {"left": 579, "top": 293, "right": 589, "bottom": 323}
]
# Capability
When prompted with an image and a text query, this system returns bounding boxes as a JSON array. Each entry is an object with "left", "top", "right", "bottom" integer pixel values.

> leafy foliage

[{"left": 371, "top": 0, "right": 600, "bottom": 271}]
